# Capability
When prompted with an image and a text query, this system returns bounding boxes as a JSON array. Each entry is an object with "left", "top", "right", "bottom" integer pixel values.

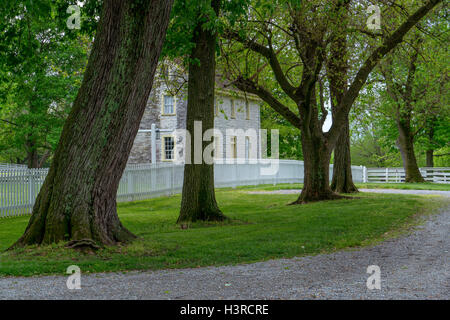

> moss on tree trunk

[
  {"left": 292, "top": 119, "right": 343, "bottom": 204},
  {"left": 397, "top": 122, "right": 425, "bottom": 183},
  {"left": 177, "top": 0, "right": 226, "bottom": 223},
  {"left": 331, "top": 121, "right": 358, "bottom": 193},
  {"left": 11, "top": 0, "right": 173, "bottom": 248}
]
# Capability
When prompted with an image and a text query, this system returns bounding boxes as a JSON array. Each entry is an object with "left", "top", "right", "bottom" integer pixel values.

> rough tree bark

[
  {"left": 327, "top": 3, "right": 358, "bottom": 194},
  {"left": 396, "top": 121, "right": 425, "bottom": 182},
  {"left": 11, "top": 0, "right": 173, "bottom": 248},
  {"left": 331, "top": 120, "right": 358, "bottom": 193},
  {"left": 426, "top": 150, "right": 434, "bottom": 167},
  {"left": 26, "top": 139, "right": 39, "bottom": 169},
  {"left": 425, "top": 116, "right": 436, "bottom": 167},
  {"left": 382, "top": 36, "right": 425, "bottom": 183},
  {"left": 177, "top": 0, "right": 226, "bottom": 223},
  {"left": 295, "top": 120, "right": 341, "bottom": 203}
]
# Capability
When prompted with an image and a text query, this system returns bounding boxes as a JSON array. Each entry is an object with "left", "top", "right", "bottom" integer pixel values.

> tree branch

[
  {"left": 224, "top": 31, "right": 298, "bottom": 100},
  {"left": 0, "top": 119, "right": 19, "bottom": 126},
  {"left": 231, "top": 76, "right": 302, "bottom": 129},
  {"left": 328, "top": 0, "right": 442, "bottom": 144}
]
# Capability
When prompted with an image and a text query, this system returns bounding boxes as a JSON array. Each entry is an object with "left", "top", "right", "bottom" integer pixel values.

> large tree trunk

[
  {"left": 177, "top": 0, "right": 226, "bottom": 223},
  {"left": 425, "top": 116, "right": 436, "bottom": 167},
  {"left": 327, "top": 1, "right": 358, "bottom": 194},
  {"left": 12, "top": 0, "right": 173, "bottom": 248},
  {"left": 292, "top": 124, "right": 342, "bottom": 204},
  {"left": 25, "top": 136, "right": 39, "bottom": 169},
  {"left": 27, "top": 148, "right": 39, "bottom": 169},
  {"left": 396, "top": 122, "right": 424, "bottom": 183},
  {"left": 426, "top": 150, "right": 434, "bottom": 167},
  {"left": 331, "top": 120, "right": 358, "bottom": 193}
]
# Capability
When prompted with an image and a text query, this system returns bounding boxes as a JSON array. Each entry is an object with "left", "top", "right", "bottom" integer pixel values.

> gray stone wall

[
  {"left": 128, "top": 67, "right": 261, "bottom": 164},
  {"left": 214, "top": 96, "right": 261, "bottom": 160}
]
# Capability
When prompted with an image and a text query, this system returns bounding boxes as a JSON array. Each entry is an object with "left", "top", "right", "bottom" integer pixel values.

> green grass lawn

[
  {"left": 0, "top": 188, "right": 447, "bottom": 277},
  {"left": 356, "top": 182, "right": 450, "bottom": 191},
  {"left": 241, "top": 182, "right": 450, "bottom": 191}
]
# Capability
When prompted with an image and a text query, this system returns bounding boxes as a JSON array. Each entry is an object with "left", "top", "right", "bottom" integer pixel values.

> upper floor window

[
  {"left": 162, "top": 94, "right": 175, "bottom": 115},
  {"left": 230, "top": 99, "right": 236, "bottom": 119}
]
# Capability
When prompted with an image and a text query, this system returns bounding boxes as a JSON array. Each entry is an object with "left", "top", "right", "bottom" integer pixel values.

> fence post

[
  {"left": 385, "top": 168, "right": 389, "bottom": 182},
  {"left": 151, "top": 123, "right": 157, "bottom": 164},
  {"left": 151, "top": 163, "right": 156, "bottom": 192}
]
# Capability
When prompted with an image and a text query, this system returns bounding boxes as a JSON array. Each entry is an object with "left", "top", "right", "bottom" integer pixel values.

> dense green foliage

[
  {"left": 0, "top": 0, "right": 93, "bottom": 166},
  {"left": 348, "top": 7, "right": 449, "bottom": 168}
]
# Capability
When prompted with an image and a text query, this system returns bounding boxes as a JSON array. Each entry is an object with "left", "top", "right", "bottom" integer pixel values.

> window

[
  {"left": 245, "top": 101, "right": 250, "bottom": 120},
  {"left": 163, "top": 136, "right": 175, "bottom": 161},
  {"left": 213, "top": 136, "right": 221, "bottom": 159},
  {"left": 162, "top": 94, "right": 175, "bottom": 115},
  {"left": 230, "top": 99, "right": 236, "bottom": 119},
  {"left": 245, "top": 137, "right": 250, "bottom": 159},
  {"left": 230, "top": 136, "right": 237, "bottom": 159}
]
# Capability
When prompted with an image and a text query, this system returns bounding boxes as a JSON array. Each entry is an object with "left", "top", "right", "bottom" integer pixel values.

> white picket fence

[
  {"left": 0, "top": 160, "right": 365, "bottom": 218},
  {"left": 366, "top": 167, "right": 450, "bottom": 183},
  {"left": 3, "top": 162, "right": 447, "bottom": 218},
  {"left": 0, "top": 163, "right": 27, "bottom": 169}
]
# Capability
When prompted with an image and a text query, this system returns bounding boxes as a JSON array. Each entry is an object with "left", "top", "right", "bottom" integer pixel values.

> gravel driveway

[{"left": 0, "top": 190, "right": 449, "bottom": 300}]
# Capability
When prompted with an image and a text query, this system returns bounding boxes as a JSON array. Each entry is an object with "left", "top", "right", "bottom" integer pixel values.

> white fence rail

[
  {"left": 0, "top": 163, "right": 27, "bottom": 169},
  {"left": 0, "top": 160, "right": 364, "bottom": 218},
  {"left": 366, "top": 167, "right": 450, "bottom": 183},
  {"left": 3, "top": 162, "right": 448, "bottom": 218}
]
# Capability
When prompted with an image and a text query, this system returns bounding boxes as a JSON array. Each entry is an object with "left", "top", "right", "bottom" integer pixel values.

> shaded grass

[{"left": 0, "top": 188, "right": 446, "bottom": 277}]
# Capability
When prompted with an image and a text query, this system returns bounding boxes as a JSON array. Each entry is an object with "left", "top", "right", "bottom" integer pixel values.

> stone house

[{"left": 128, "top": 64, "right": 262, "bottom": 164}]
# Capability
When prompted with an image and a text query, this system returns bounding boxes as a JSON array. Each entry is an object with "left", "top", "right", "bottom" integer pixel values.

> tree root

[
  {"left": 65, "top": 239, "right": 101, "bottom": 251},
  {"left": 289, "top": 192, "right": 354, "bottom": 205}
]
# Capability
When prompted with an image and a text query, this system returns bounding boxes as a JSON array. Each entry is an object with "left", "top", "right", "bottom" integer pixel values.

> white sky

[{"left": 322, "top": 113, "right": 332, "bottom": 132}]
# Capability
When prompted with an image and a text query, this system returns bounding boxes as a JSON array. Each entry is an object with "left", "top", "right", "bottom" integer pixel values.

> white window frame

[
  {"left": 161, "top": 94, "right": 177, "bottom": 115},
  {"left": 230, "top": 99, "right": 236, "bottom": 119},
  {"left": 245, "top": 136, "right": 251, "bottom": 159},
  {"left": 213, "top": 135, "right": 222, "bottom": 160},
  {"left": 230, "top": 136, "right": 237, "bottom": 159},
  {"left": 161, "top": 135, "right": 175, "bottom": 161}
]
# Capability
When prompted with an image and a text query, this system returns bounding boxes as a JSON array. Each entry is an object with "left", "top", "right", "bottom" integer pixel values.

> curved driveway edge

[{"left": 0, "top": 203, "right": 449, "bottom": 299}]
